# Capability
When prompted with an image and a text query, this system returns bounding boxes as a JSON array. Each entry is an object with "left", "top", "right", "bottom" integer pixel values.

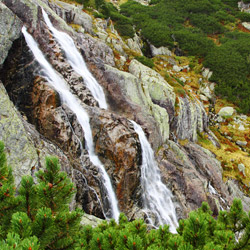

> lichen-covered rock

[
  {"left": 226, "top": 180, "right": 250, "bottom": 212},
  {"left": 202, "top": 68, "right": 213, "bottom": 79},
  {"left": 0, "top": 81, "right": 38, "bottom": 186},
  {"left": 218, "top": 107, "right": 235, "bottom": 118},
  {"left": 2, "top": 0, "right": 38, "bottom": 28},
  {"left": 49, "top": 0, "right": 93, "bottom": 33},
  {"left": 81, "top": 213, "right": 103, "bottom": 227},
  {"left": 236, "top": 140, "right": 247, "bottom": 146},
  {"left": 0, "top": 1, "right": 22, "bottom": 67},
  {"left": 128, "top": 59, "right": 175, "bottom": 142},
  {"left": 126, "top": 34, "right": 143, "bottom": 55},
  {"left": 101, "top": 64, "right": 163, "bottom": 149},
  {"left": 242, "top": 22, "right": 250, "bottom": 30},
  {"left": 77, "top": 33, "right": 115, "bottom": 67},
  {"left": 175, "top": 96, "right": 208, "bottom": 141},
  {"left": 150, "top": 44, "right": 172, "bottom": 57}
]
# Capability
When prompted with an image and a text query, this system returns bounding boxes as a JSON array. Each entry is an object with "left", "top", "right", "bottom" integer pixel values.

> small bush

[
  {"left": 173, "top": 28, "right": 215, "bottom": 57},
  {"left": 235, "top": 11, "right": 250, "bottom": 22},
  {"left": 214, "top": 10, "right": 236, "bottom": 23},
  {"left": 189, "top": 14, "right": 225, "bottom": 34},
  {"left": 115, "top": 23, "right": 135, "bottom": 38},
  {"left": 135, "top": 56, "right": 154, "bottom": 68}
]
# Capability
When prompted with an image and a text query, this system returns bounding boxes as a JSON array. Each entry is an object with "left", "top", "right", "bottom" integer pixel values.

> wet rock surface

[
  {"left": 88, "top": 107, "right": 142, "bottom": 214},
  {"left": 157, "top": 141, "right": 232, "bottom": 218}
]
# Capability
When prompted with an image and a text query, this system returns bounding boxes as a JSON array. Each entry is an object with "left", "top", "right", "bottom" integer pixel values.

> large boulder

[
  {"left": 218, "top": 107, "right": 235, "bottom": 118},
  {"left": 150, "top": 44, "right": 172, "bottom": 57}
]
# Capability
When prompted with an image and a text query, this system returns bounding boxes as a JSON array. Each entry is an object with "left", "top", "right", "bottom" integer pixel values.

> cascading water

[
  {"left": 130, "top": 120, "right": 178, "bottom": 233},
  {"left": 42, "top": 9, "right": 108, "bottom": 110},
  {"left": 22, "top": 26, "right": 119, "bottom": 221}
]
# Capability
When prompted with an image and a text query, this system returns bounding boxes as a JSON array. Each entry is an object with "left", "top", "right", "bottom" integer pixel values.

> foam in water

[
  {"left": 22, "top": 26, "right": 119, "bottom": 221},
  {"left": 130, "top": 120, "right": 178, "bottom": 233},
  {"left": 42, "top": 9, "right": 108, "bottom": 110}
]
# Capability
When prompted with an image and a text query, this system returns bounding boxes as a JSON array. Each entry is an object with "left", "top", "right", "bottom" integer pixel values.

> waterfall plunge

[
  {"left": 42, "top": 9, "right": 108, "bottom": 110},
  {"left": 130, "top": 120, "right": 178, "bottom": 233},
  {"left": 22, "top": 26, "right": 119, "bottom": 221}
]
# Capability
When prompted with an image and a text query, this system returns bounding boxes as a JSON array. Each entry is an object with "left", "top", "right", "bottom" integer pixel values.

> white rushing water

[
  {"left": 22, "top": 26, "right": 119, "bottom": 221},
  {"left": 130, "top": 120, "right": 178, "bottom": 233},
  {"left": 42, "top": 9, "right": 108, "bottom": 110}
]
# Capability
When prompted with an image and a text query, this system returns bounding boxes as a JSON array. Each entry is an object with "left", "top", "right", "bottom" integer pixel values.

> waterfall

[
  {"left": 42, "top": 9, "right": 108, "bottom": 110},
  {"left": 22, "top": 26, "right": 119, "bottom": 221},
  {"left": 130, "top": 120, "right": 178, "bottom": 233}
]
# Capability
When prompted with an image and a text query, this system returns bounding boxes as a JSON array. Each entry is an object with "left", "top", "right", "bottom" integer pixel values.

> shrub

[
  {"left": 115, "top": 23, "right": 135, "bottom": 38},
  {"left": 235, "top": 11, "right": 250, "bottom": 22},
  {"left": 214, "top": 10, "right": 236, "bottom": 23},
  {"left": 189, "top": 14, "right": 224, "bottom": 34},
  {"left": 100, "top": 2, "right": 135, "bottom": 38},
  {"left": 173, "top": 28, "right": 215, "bottom": 57},
  {"left": 135, "top": 56, "right": 154, "bottom": 68},
  {"left": 0, "top": 142, "right": 83, "bottom": 249}
]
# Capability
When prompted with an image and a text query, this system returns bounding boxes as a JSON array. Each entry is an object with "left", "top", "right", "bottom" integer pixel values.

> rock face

[
  {"left": 157, "top": 141, "right": 231, "bottom": 217},
  {"left": 0, "top": 81, "right": 38, "bottom": 186},
  {"left": 49, "top": 0, "right": 93, "bottom": 33},
  {"left": 88, "top": 107, "right": 142, "bottom": 214},
  {"left": 0, "top": 0, "right": 249, "bottom": 225},
  {"left": 0, "top": 1, "right": 22, "bottom": 67},
  {"left": 150, "top": 44, "right": 172, "bottom": 57}
]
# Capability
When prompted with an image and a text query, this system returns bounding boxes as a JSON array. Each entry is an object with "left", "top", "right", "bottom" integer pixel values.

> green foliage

[
  {"left": 2, "top": 141, "right": 250, "bottom": 249},
  {"left": 214, "top": 10, "right": 236, "bottom": 23},
  {"left": 203, "top": 32, "right": 250, "bottom": 113},
  {"left": 76, "top": 200, "right": 250, "bottom": 249},
  {"left": 0, "top": 142, "right": 20, "bottom": 238},
  {"left": 135, "top": 56, "right": 154, "bottom": 68},
  {"left": 98, "top": 2, "right": 135, "bottom": 38},
  {"left": 235, "top": 11, "right": 250, "bottom": 22},
  {"left": 118, "top": 0, "right": 250, "bottom": 113},
  {"left": 173, "top": 28, "right": 215, "bottom": 57},
  {"left": 36, "top": 156, "right": 75, "bottom": 213},
  {"left": 0, "top": 143, "right": 82, "bottom": 249},
  {"left": 189, "top": 14, "right": 225, "bottom": 34},
  {"left": 221, "top": 0, "right": 239, "bottom": 8}
]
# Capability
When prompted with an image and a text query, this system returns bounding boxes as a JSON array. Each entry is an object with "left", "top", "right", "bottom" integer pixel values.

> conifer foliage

[
  {"left": 0, "top": 142, "right": 83, "bottom": 249},
  {"left": 1, "top": 141, "right": 250, "bottom": 249}
]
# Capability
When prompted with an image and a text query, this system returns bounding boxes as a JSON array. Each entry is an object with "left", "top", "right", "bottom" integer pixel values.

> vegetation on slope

[
  {"left": 69, "top": 0, "right": 250, "bottom": 113},
  {"left": 118, "top": 0, "right": 250, "bottom": 114},
  {"left": 1, "top": 140, "right": 250, "bottom": 249}
]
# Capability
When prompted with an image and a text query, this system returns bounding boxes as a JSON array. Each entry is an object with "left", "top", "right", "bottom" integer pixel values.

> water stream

[
  {"left": 22, "top": 26, "right": 119, "bottom": 221},
  {"left": 42, "top": 9, "right": 108, "bottom": 110},
  {"left": 130, "top": 120, "right": 178, "bottom": 233}
]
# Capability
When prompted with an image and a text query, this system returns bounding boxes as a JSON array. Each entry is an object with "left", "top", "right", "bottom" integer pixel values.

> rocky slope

[{"left": 0, "top": 0, "right": 249, "bottom": 223}]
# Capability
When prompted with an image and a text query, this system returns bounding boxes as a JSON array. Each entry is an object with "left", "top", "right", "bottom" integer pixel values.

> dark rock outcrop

[
  {"left": 88, "top": 107, "right": 142, "bottom": 214},
  {"left": 157, "top": 141, "right": 231, "bottom": 218}
]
